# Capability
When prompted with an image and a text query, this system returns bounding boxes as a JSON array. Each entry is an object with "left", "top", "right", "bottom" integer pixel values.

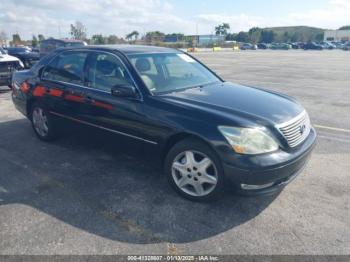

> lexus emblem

[{"left": 299, "top": 124, "right": 306, "bottom": 135}]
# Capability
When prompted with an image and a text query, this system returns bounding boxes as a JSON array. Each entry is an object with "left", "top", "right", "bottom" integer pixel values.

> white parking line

[
  {"left": 314, "top": 125, "right": 350, "bottom": 134},
  {"left": 318, "top": 135, "right": 350, "bottom": 144}
]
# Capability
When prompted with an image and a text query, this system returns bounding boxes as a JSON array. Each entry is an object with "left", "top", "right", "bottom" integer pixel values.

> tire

[
  {"left": 30, "top": 103, "right": 57, "bottom": 141},
  {"left": 164, "top": 138, "right": 225, "bottom": 201}
]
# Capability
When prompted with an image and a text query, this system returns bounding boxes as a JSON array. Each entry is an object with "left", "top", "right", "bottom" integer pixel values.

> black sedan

[
  {"left": 11, "top": 45, "right": 316, "bottom": 201},
  {"left": 6, "top": 47, "right": 40, "bottom": 68}
]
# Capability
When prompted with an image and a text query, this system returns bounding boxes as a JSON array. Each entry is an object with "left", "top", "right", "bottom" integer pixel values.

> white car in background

[{"left": 0, "top": 47, "right": 24, "bottom": 88}]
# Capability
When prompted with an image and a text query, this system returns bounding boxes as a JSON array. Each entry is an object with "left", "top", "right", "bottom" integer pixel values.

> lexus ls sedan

[{"left": 11, "top": 45, "right": 316, "bottom": 201}]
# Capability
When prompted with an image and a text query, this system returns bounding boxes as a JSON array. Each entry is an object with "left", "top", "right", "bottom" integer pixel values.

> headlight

[{"left": 218, "top": 126, "right": 279, "bottom": 155}]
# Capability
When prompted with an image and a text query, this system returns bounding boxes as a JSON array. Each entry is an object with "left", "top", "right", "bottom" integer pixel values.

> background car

[
  {"left": 257, "top": 43, "right": 268, "bottom": 49},
  {"left": 6, "top": 47, "right": 40, "bottom": 69},
  {"left": 0, "top": 47, "right": 24, "bottom": 88},
  {"left": 290, "top": 43, "right": 300, "bottom": 49},
  {"left": 270, "top": 43, "right": 292, "bottom": 50},
  {"left": 303, "top": 42, "right": 323, "bottom": 50},
  {"left": 320, "top": 42, "right": 336, "bottom": 50},
  {"left": 39, "top": 39, "right": 87, "bottom": 58},
  {"left": 343, "top": 43, "right": 350, "bottom": 51},
  {"left": 240, "top": 43, "right": 257, "bottom": 50}
]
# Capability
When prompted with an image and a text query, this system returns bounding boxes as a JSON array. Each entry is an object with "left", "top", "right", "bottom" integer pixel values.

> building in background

[
  {"left": 186, "top": 35, "right": 225, "bottom": 47},
  {"left": 324, "top": 30, "right": 350, "bottom": 42}
]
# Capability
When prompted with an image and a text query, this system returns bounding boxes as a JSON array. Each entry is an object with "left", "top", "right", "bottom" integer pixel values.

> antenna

[{"left": 58, "top": 25, "right": 61, "bottom": 39}]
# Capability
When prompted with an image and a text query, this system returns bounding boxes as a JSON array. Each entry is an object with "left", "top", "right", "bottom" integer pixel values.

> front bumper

[
  {"left": 0, "top": 73, "right": 11, "bottom": 86},
  {"left": 222, "top": 128, "right": 317, "bottom": 195}
]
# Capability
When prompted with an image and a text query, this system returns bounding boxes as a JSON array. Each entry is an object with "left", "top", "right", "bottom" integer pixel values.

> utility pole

[{"left": 58, "top": 25, "right": 61, "bottom": 39}]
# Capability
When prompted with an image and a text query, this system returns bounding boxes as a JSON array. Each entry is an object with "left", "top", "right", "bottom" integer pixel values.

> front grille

[
  {"left": 277, "top": 111, "right": 311, "bottom": 148},
  {"left": 0, "top": 61, "right": 20, "bottom": 73}
]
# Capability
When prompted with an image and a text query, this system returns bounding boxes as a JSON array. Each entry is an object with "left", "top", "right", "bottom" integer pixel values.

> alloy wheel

[
  {"left": 171, "top": 150, "right": 218, "bottom": 197},
  {"left": 32, "top": 107, "right": 49, "bottom": 137}
]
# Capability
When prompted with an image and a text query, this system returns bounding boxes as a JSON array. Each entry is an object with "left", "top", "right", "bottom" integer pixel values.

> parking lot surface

[{"left": 0, "top": 50, "right": 349, "bottom": 255}]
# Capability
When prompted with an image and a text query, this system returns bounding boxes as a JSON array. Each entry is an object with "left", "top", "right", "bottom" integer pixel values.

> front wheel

[
  {"left": 31, "top": 104, "right": 57, "bottom": 141},
  {"left": 164, "top": 138, "right": 225, "bottom": 201}
]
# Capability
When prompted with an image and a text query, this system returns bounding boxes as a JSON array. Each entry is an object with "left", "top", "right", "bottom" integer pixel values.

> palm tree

[{"left": 126, "top": 31, "right": 140, "bottom": 42}]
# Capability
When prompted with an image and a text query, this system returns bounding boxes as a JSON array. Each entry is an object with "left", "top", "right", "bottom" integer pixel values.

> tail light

[
  {"left": 32, "top": 85, "right": 47, "bottom": 97},
  {"left": 20, "top": 82, "right": 30, "bottom": 93}
]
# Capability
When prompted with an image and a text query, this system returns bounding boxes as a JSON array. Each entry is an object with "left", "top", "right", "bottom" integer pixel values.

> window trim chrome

[
  {"left": 275, "top": 110, "right": 306, "bottom": 129},
  {"left": 41, "top": 49, "right": 143, "bottom": 100}
]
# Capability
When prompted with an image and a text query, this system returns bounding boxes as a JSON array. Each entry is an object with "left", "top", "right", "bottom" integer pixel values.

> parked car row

[
  {"left": 0, "top": 47, "right": 24, "bottom": 88},
  {"left": 239, "top": 41, "right": 350, "bottom": 51},
  {"left": 0, "top": 39, "right": 88, "bottom": 88},
  {"left": 3, "top": 46, "right": 40, "bottom": 68}
]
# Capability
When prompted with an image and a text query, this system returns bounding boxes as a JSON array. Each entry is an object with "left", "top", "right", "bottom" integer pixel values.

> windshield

[
  {"left": 128, "top": 53, "right": 221, "bottom": 93},
  {"left": 65, "top": 42, "right": 86, "bottom": 47},
  {"left": 0, "top": 48, "right": 5, "bottom": 55}
]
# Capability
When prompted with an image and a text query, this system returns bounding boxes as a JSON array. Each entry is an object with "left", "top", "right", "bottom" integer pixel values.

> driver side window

[{"left": 86, "top": 52, "right": 133, "bottom": 92}]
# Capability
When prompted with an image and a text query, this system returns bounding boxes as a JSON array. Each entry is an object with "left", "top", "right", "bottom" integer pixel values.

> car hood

[
  {"left": 159, "top": 82, "right": 304, "bottom": 125},
  {"left": 0, "top": 54, "right": 21, "bottom": 63},
  {"left": 17, "top": 52, "right": 40, "bottom": 59}
]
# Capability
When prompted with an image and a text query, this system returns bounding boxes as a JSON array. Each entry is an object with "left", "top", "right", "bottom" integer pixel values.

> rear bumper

[{"left": 222, "top": 128, "right": 317, "bottom": 195}]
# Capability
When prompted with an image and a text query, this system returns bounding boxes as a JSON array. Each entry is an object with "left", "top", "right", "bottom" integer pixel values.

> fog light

[{"left": 241, "top": 182, "right": 274, "bottom": 190}]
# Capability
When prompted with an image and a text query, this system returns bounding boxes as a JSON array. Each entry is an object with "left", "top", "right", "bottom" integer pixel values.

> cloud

[
  {"left": 0, "top": 0, "right": 194, "bottom": 39},
  {"left": 282, "top": 0, "right": 350, "bottom": 29},
  {"left": 196, "top": 14, "right": 265, "bottom": 33},
  {"left": 196, "top": 0, "right": 350, "bottom": 32},
  {"left": 0, "top": 0, "right": 349, "bottom": 40}
]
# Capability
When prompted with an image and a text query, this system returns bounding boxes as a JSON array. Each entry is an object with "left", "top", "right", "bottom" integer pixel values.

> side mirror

[{"left": 111, "top": 84, "right": 137, "bottom": 98}]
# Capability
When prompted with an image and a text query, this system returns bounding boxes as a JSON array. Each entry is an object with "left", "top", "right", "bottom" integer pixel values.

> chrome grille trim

[{"left": 276, "top": 111, "right": 311, "bottom": 148}]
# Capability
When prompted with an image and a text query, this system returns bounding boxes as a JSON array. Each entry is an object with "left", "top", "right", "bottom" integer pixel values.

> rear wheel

[
  {"left": 165, "top": 138, "right": 225, "bottom": 201},
  {"left": 31, "top": 104, "right": 57, "bottom": 141}
]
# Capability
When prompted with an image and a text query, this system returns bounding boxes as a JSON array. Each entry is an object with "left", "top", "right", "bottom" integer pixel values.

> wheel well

[
  {"left": 161, "top": 133, "right": 215, "bottom": 164},
  {"left": 26, "top": 98, "right": 38, "bottom": 118}
]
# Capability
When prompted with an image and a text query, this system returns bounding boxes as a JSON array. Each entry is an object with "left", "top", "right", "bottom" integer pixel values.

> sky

[{"left": 0, "top": 0, "right": 349, "bottom": 40}]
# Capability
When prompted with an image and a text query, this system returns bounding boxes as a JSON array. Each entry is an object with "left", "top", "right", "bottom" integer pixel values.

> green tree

[
  {"left": 339, "top": 25, "right": 350, "bottom": 30},
  {"left": 215, "top": 23, "right": 230, "bottom": 36},
  {"left": 315, "top": 32, "right": 324, "bottom": 42},
  {"left": 225, "top": 33, "right": 237, "bottom": 41},
  {"left": 38, "top": 34, "right": 45, "bottom": 41},
  {"left": 126, "top": 31, "right": 140, "bottom": 42},
  {"left": 283, "top": 31, "right": 290, "bottom": 42},
  {"left": 91, "top": 34, "right": 106, "bottom": 45},
  {"left": 260, "top": 30, "right": 275, "bottom": 43},
  {"left": 31, "top": 35, "right": 38, "bottom": 47},
  {"left": 12, "top": 34, "right": 22, "bottom": 45},
  {"left": 70, "top": 21, "right": 87, "bottom": 40},
  {"left": 107, "top": 35, "right": 120, "bottom": 44},
  {"left": 235, "top": 31, "right": 249, "bottom": 42},
  {"left": 145, "top": 31, "right": 165, "bottom": 43},
  {"left": 248, "top": 27, "right": 262, "bottom": 43}
]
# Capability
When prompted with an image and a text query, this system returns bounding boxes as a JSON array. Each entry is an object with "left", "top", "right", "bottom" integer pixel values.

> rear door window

[{"left": 42, "top": 51, "right": 88, "bottom": 85}]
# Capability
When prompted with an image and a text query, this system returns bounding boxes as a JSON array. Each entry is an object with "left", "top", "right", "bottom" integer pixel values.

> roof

[
  {"left": 80, "top": 45, "right": 180, "bottom": 54},
  {"left": 41, "top": 38, "right": 86, "bottom": 43}
]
